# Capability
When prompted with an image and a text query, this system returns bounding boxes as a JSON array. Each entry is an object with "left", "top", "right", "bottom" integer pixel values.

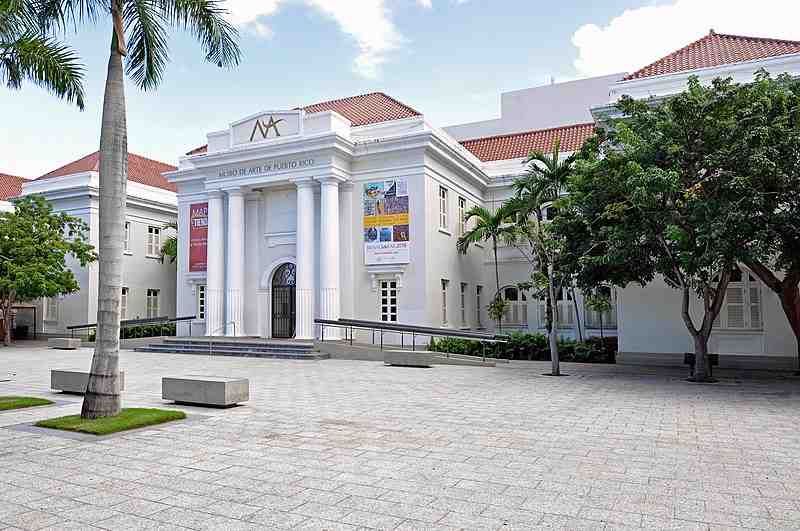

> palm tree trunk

[
  {"left": 547, "top": 263, "right": 560, "bottom": 375},
  {"left": 492, "top": 236, "right": 502, "bottom": 332},
  {"left": 81, "top": 26, "right": 126, "bottom": 419}
]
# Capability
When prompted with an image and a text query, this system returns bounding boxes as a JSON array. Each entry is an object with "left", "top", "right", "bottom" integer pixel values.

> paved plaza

[{"left": 0, "top": 345, "right": 799, "bottom": 530}]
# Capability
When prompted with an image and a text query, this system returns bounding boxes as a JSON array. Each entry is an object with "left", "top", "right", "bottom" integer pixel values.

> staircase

[{"left": 134, "top": 338, "right": 329, "bottom": 360}]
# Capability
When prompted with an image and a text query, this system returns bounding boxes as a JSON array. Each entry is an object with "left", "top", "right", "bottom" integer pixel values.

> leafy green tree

[
  {"left": 0, "top": 195, "right": 96, "bottom": 345},
  {"left": 505, "top": 139, "right": 578, "bottom": 376},
  {"left": 37, "top": 0, "right": 240, "bottom": 418},
  {"left": 159, "top": 221, "right": 177, "bottom": 264},
  {"left": 0, "top": 0, "right": 84, "bottom": 108},
  {"left": 562, "top": 77, "right": 758, "bottom": 382},
  {"left": 726, "top": 73, "right": 800, "bottom": 374},
  {"left": 457, "top": 203, "right": 517, "bottom": 330}
]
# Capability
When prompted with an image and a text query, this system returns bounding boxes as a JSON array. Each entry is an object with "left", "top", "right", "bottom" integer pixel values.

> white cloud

[
  {"left": 224, "top": 0, "right": 403, "bottom": 78},
  {"left": 417, "top": 0, "right": 432, "bottom": 7},
  {"left": 572, "top": 0, "right": 800, "bottom": 77}
]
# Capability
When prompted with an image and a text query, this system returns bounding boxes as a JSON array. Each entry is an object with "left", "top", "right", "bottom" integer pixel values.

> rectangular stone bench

[
  {"left": 162, "top": 376, "right": 249, "bottom": 407},
  {"left": 51, "top": 370, "right": 126, "bottom": 394},
  {"left": 48, "top": 338, "right": 82, "bottom": 350},
  {"left": 384, "top": 350, "right": 432, "bottom": 368}
]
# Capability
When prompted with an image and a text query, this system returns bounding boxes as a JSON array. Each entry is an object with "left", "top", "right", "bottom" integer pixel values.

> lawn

[
  {"left": 0, "top": 396, "right": 53, "bottom": 411},
  {"left": 35, "top": 408, "right": 186, "bottom": 435}
]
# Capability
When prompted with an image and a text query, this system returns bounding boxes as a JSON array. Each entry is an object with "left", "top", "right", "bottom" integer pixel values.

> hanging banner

[
  {"left": 363, "top": 178, "right": 410, "bottom": 265},
  {"left": 189, "top": 202, "right": 208, "bottom": 272}
]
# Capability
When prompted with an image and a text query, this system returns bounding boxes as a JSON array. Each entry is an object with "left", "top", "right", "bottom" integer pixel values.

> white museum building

[{"left": 166, "top": 30, "right": 800, "bottom": 367}]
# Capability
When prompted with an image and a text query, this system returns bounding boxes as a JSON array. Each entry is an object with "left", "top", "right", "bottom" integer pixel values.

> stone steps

[{"left": 134, "top": 339, "right": 328, "bottom": 360}]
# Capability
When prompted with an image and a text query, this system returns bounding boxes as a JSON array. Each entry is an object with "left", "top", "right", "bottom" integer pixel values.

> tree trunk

[
  {"left": 2, "top": 300, "right": 11, "bottom": 346},
  {"left": 547, "top": 263, "right": 560, "bottom": 375},
  {"left": 81, "top": 26, "right": 127, "bottom": 419},
  {"left": 492, "top": 236, "right": 502, "bottom": 332},
  {"left": 571, "top": 287, "right": 582, "bottom": 341},
  {"left": 692, "top": 332, "right": 711, "bottom": 381}
]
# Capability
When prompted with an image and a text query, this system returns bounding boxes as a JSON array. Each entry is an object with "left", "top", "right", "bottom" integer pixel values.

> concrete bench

[
  {"left": 162, "top": 376, "right": 249, "bottom": 407},
  {"left": 384, "top": 350, "right": 432, "bottom": 368},
  {"left": 51, "top": 370, "right": 126, "bottom": 394},
  {"left": 48, "top": 338, "right": 81, "bottom": 350}
]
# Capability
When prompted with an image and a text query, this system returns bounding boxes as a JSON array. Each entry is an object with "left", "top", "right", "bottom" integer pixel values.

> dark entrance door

[{"left": 271, "top": 263, "right": 296, "bottom": 338}]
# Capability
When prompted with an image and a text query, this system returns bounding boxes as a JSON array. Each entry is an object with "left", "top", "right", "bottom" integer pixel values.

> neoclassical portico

[{"left": 202, "top": 175, "right": 344, "bottom": 339}]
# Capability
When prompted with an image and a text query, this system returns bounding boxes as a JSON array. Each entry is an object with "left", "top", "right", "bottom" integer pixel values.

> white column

[
  {"left": 226, "top": 189, "right": 245, "bottom": 336},
  {"left": 206, "top": 191, "right": 225, "bottom": 336},
  {"left": 294, "top": 178, "right": 316, "bottom": 339},
  {"left": 318, "top": 176, "right": 342, "bottom": 338}
]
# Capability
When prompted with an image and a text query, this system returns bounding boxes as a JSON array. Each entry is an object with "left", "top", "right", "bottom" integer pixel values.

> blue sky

[{"left": 2, "top": 0, "right": 797, "bottom": 176}]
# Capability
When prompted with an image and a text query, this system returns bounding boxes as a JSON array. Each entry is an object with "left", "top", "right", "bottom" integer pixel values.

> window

[
  {"left": 379, "top": 280, "right": 398, "bottom": 322},
  {"left": 714, "top": 267, "right": 762, "bottom": 330},
  {"left": 147, "top": 226, "right": 160, "bottom": 256},
  {"left": 44, "top": 297, "right": 59, "bottom": 322},
  {"left": 460, "top": 282, "right": 468, "bottom": 327},
  {"left": 439, "top": 186, "right": 448, "bottom": 230},
  {"left": 538, "top": 288, "right": 573, "bottom": 329},
  {"left": 121, "top": 287, "right": 128, "bottom": 320},
  {"left": 584, "top": 286, "right": 617, "bottom": 330},
  {"left": 476, "top": 286, "right": 483, "bottom": 327},
  {"left": 146, "top": 289, "right": 160, "bottom": 318},
  {"left": 197, "top": 285, "right": 206, "bottom": 320},
  {"left": 441, "top": 279, "right": 449, "bottom": 325},
  {"left": 457, "top": 197, "right": 467, "bottom": 236},
  {"left": 502, "top": 287, "right": 528, "bottom": 327},
  {"left": 124, "top": 222, "right": 131, "bottom": 252}
]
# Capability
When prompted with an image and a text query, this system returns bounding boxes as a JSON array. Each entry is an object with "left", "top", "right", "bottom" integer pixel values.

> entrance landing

[{"left": 134, "top": 337, "right": 327, "bottom": 360}]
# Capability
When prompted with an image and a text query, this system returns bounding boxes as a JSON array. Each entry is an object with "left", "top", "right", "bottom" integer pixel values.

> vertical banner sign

[
  {"left": 189, "top": 202, "right": 208, "bottom": 272},
  {"left": 363, "top": 178, "right": 410, "bottom": 264}
]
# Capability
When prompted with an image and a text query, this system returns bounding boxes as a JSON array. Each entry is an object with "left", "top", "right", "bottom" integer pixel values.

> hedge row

[
  {"left": 429, "top": 332, "right": 616, "bottom": 363},
  {"left": 87, "top": 323, "right": 176, "bottom": 342}
]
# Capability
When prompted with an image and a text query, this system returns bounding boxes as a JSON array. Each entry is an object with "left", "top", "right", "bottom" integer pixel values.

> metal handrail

[
  {"left": 68, "top": 316, "right": 196, "bottom": 338},
  {"left": 208, "top": 321, "right": 236, "bottom": 356},
  {"left": 315, "top": 318, "right": 508, "bottom": 362}
]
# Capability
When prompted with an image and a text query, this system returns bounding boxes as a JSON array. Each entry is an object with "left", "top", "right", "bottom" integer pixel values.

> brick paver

[{"left": 0, "top": 344, "right": 798, "bottom": 530}]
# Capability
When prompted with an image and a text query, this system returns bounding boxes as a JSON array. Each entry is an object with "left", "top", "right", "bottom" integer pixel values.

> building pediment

[{"left": 230, "top": 110, "right": 304, "bottom": 146}]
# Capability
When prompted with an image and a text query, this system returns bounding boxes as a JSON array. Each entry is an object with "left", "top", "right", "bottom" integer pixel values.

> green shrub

[
  {"left": 429, "top": 332, "right": 616, "bottom": 363},
  {"left": 85, "top": 322, "right": 176, "bottom": 342}
]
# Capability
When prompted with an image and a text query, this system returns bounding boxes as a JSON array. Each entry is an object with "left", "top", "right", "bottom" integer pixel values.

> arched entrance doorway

[{"left": 271, "top": 263, "right": 296, "bottom": 338}]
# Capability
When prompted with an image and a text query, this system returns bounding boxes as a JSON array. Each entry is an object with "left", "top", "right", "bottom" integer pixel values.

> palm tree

[
  {"left": 457, "top": 202, "right": 517, "bottom": 330},
  {"left": 38, "top": 0, "right": 240, "bottom": 419},
  {"left": 1, "top": 0, "right": 84, "bottom": 108},
  {"left": 159, "top": 221, "right": 177, "bottom": 264},
  {"left": 509, "top": 139, "right": 578, "bottom": 376}
]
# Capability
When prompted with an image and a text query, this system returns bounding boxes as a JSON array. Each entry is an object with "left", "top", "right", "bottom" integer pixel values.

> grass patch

[
  {"left": 0, "top": 396, "right": 54, "bottom": 411},
  {"left": 35, "top": 408, "right": 186, "bottom": 435}
]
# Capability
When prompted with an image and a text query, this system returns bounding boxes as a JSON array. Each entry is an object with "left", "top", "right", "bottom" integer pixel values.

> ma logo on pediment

[
  {"left": 231, "top": 110, "right": 302, "bottom": 146},
  {"left": 250, "top": 116, "right": 284, "bottom": 141}
]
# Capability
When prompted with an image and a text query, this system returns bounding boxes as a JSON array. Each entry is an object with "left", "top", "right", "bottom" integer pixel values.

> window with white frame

[
  {"left": 439, "top": 186, "right": 448, "bottom": 230},
  {"left": 502, "top": 286, "right": 528, "bottom": 327},
  {"left": 147, "top": 226, "right": 160, "bottom": 256},
  {"left": 538, "top": 287, "right": 574, "bottom": 329},
  {"left": 441, "top": 279, "right": 449, "bottom": 325},
  {"left": 460, "top": 282, "right": 468, "bottom": 327},
  {"left": 714, "top": 267, "right": 762, "bottom": 330},
  {"left": 124, "top": 221, "right": 131, "bottom": 252},
  {"left": 476, "top": 285, "right": 483, "bottom": 328},
  {"left": 584, "top": 286, "right": 617, "bottom": 330},
  {"left": 197, "top": 285, "right": 206, "bottom": 320},
  {"left": 44, "top": 297, "right": 59, "bottom": 322},
  {"left": 457, "top": 197, "right": 467, "bottom": 236},
  {"left": 121, "top": 287, "right": 128, "bottom": 320},
  {"left": 146, "top": 289, "right": 160, "bottom": 318},
  {"left": 379, "top": 280, "right": 398, "bottom": 322}
]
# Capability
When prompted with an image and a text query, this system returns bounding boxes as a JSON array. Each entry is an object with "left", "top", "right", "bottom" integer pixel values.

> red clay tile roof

[
  {"left": 39, "top": 151, "right": 177, "bottom": 192},
  {"left": 460, "top": 123, "right": 595, "bottom": 162},
  {"left": 0, "top": 173, "right": 27, "bottom": 200},
  {"left": 185, "top": 91, "right": 422, "bottom": 156},
  {"left": 624, "top": 30, "right": 800, "bottom": 81}
]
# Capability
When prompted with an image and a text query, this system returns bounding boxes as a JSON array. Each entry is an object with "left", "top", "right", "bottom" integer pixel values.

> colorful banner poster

[
  {"left": 189, "top": 202, "right": 208, "bottom": 272},
  {"left": 363, "top": 178, "right": 410, "bottom": 265}
]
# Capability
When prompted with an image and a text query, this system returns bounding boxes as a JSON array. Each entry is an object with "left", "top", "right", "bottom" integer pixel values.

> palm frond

[
  {"left": 0, "top": 32, "right": 85, "bottom": 109},
  {"left": 161, "top": 0, "right": 240, "bottom": 68},
  {"left": 124, "top": 0, "right": 169, "bottom": 89}
]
